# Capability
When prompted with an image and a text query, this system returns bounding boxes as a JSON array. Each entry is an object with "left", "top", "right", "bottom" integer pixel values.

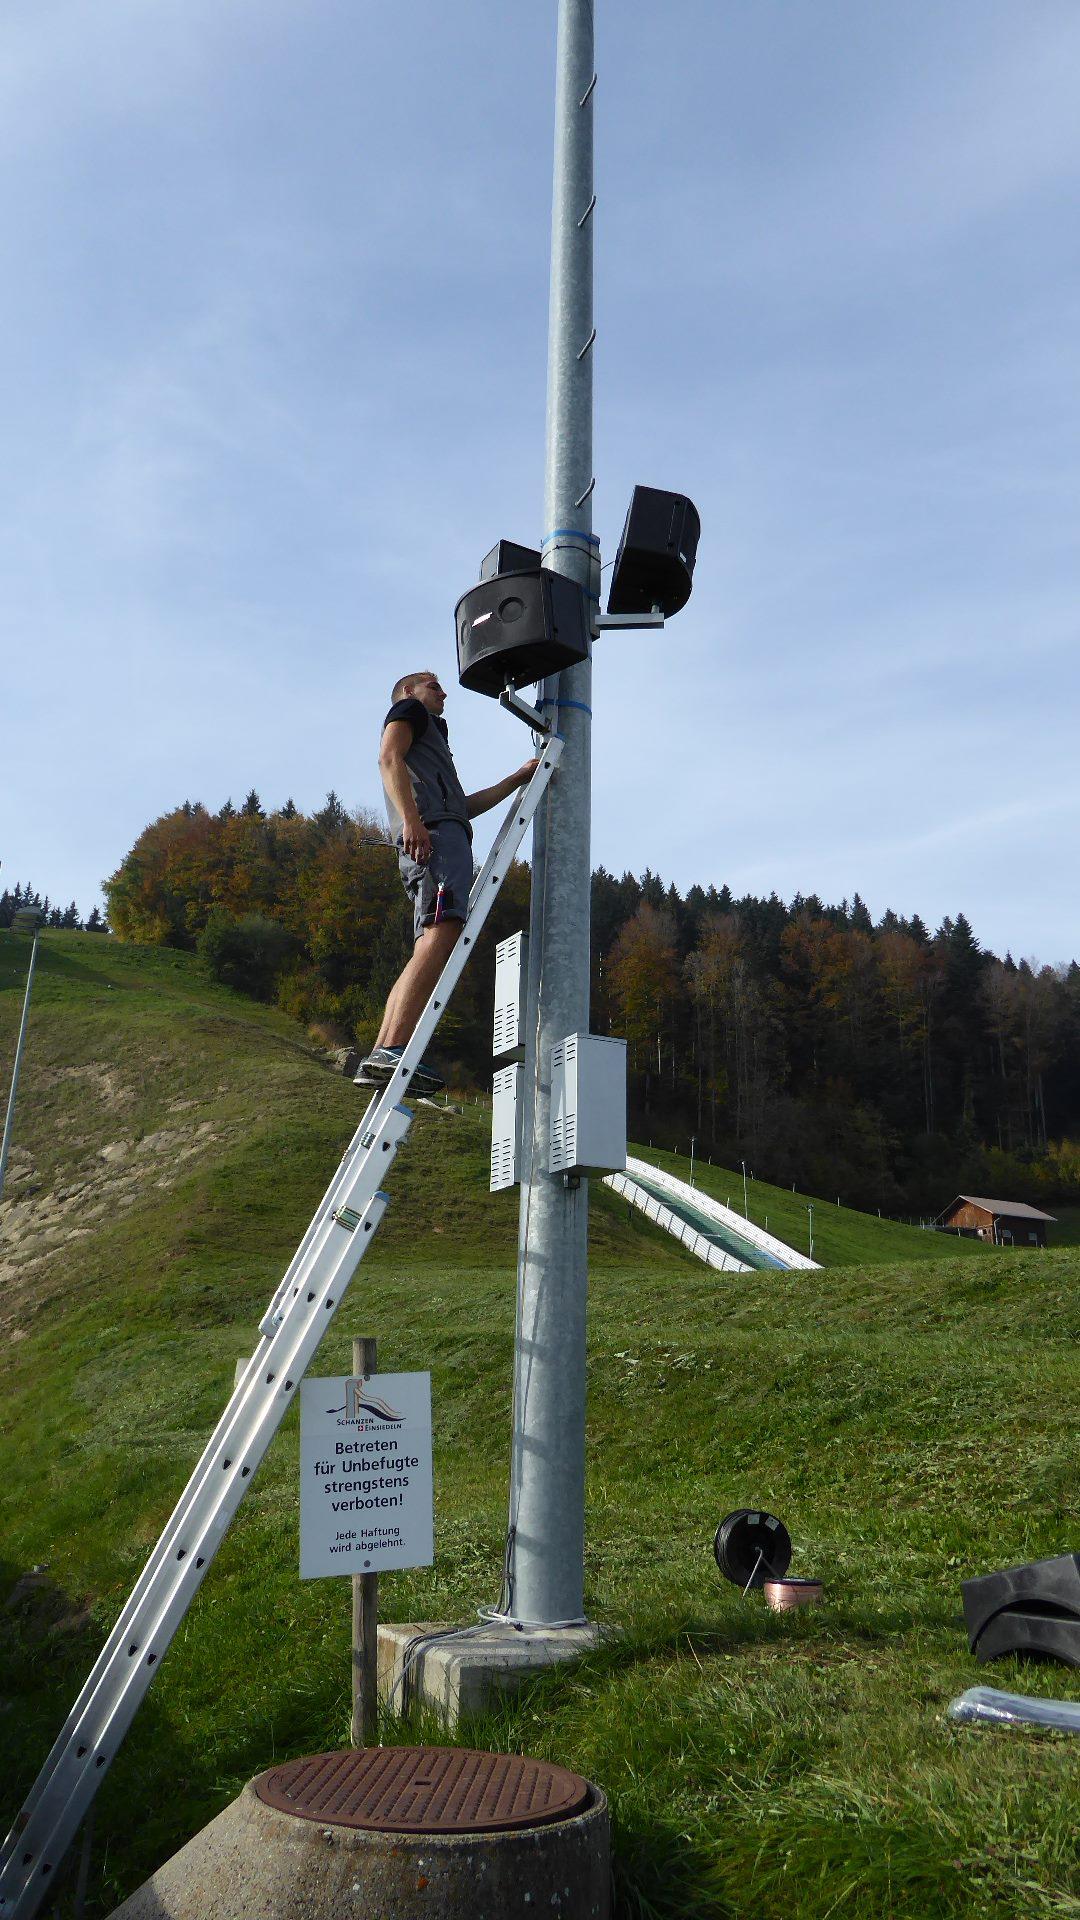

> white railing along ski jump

[
  {"left": 605, "top": 1169, "right": 752, "bottom": 1273},
  {"left": 606, "top": 1156, "right": 819, "bottom": 1271}
]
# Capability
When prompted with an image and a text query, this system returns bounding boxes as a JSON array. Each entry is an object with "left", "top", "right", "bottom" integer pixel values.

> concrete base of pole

[
  {"left": 107, "top": 1768, "right": 609, "bottom": 1920},
  {"left": 378, "top": 1620, "right": 604, "bottom": 1728}
]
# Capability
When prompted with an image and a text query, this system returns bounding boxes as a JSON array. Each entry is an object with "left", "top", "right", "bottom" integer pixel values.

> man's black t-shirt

[
  {"left": 383, "top": 697, "right": 431, "bottom": 741},
  {"left": 380, "top": 700, "right": 470, "bottom": 838}
]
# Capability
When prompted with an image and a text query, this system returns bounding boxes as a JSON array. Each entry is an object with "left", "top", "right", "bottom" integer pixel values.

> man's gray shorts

[{"left": 397, "top": 820, "right": 474, "bottom": 941}]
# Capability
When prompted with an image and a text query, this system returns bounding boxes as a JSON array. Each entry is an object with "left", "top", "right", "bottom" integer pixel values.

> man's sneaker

[
  {"left": 409, "top": 1060, "right": 446, "bottom": 1097},
  {"left": 354, "top": 1047, "right": 445, "bottom": 1097},
  {"left": 354, "top": 1046, "right": 402, "bottom": 1086}
]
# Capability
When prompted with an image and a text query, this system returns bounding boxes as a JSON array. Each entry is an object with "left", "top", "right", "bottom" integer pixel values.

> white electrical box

[
  {"left": 548, "top": 1034, "right": 627, "bottom": 1176},
  {"left": 490, "top": 1063, "right": 525, "bottom": 1192},
  {"left": 493, "top": 932, "right": 528, "bottom": 1058}
]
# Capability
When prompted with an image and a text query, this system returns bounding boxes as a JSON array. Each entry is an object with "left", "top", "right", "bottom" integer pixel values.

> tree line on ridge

[{"left": 99, "top": 791, "right": 1080, "bottom": 1216}]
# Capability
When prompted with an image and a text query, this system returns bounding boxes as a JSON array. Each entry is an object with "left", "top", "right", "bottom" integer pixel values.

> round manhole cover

[{"left": 253, "top": 1747, "right": 591, "bottom": 1835}]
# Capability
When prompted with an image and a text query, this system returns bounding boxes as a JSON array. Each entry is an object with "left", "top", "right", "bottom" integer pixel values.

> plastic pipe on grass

[{"left": 948, "top": 1687, "right": 1080, "bottom": 1732}]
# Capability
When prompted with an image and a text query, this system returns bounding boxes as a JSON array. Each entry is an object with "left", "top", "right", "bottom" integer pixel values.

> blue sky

[{"left": 3, "top": 0, "right": 1078, "bottom": 960}]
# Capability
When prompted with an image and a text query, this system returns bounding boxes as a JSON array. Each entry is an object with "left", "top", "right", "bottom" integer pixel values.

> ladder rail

[
  {"left": 28, "top": 737, "right": 562, "bottom": 1782},
  {"left": 25, "top": 741, "right": 561, "bottom": 1800},
  {"left": 0, "top": 736, "right": 561, "bottom": 1920},
  {"left": 4, "top": 1099, "right": 411, "bottom": 1858},
  {"left": 257, "top": 1094, "right": 378, "bottom": 1337},
  {"left": 3, "top": 1172, "right": 395, "bottom": 1916},
  {"left": 12, "top": 1097, "right": 387, "bottom": 1832}
]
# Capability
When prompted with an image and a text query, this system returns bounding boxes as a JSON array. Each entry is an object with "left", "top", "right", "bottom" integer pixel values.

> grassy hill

[{"left": 3, "top": 933, "right": 1080, "bottom": 1918}]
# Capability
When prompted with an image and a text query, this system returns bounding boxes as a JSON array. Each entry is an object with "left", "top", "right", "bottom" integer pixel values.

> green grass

[
  {"left": 3, "top": 934, "right": 1080, "bottom": 1918},
  {"left": 634, "top": 1143, "right": 991, "bottom": 1267}
]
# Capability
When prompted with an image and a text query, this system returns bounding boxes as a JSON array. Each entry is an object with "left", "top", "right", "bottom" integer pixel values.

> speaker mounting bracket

[
  {"left": 499, "top": 684, "right": 553, "bottom": 735},
  {"left": 592, "top": 609, "right": 665, "bottom": 636}
]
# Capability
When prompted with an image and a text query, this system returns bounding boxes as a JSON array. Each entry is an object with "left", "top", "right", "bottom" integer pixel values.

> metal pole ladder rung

[{"left": 0, "top": 734, "right": 562, "bottom": 1920}]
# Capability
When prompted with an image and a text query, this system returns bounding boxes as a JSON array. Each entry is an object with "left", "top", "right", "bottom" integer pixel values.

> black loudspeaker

[
  {"left": 456, "top": 569, "right": 590, "bottom": 697},
  {"left": 607, "top": 485, "right": 700, "bottom": 618},
  {"left": 962, "top": 1553, "right": 1080, "bottom": 1667},
  {"left": 480, "top": 540, "right": 542, "bottom": 582}
]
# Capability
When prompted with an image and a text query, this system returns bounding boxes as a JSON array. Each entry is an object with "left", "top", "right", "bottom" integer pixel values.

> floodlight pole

[
  {"left": 505, "top": 0, "right": 596, "bottom": 1627},
  {"left": 0, "top": 927, "right": 41, "bottom": 1205}
]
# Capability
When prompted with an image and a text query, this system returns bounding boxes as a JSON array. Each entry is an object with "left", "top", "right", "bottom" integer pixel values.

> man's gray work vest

[{"left": 381, "top": 699, "right": 472, "bottom": 841}]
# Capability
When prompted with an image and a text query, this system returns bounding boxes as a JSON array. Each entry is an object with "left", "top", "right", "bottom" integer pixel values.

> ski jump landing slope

[{"left": 604, "top": 1156, "right": 820, "bottom": 1273}]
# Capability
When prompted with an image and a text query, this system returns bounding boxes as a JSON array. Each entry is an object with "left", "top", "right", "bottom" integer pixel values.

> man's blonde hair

[{"left": 392, "top": 671, "right": 431, "bottom": 702}]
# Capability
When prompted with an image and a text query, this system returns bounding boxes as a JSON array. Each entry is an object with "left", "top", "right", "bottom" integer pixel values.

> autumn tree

[
  {"left": 608, "top": 904, "right": 678, "bottom": 1107},
  {"left": 686, "top": 915, "right": 780, "bottom": 1150}
]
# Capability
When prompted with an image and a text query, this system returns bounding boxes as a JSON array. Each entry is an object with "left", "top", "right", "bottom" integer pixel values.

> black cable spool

[{"left": 714, "top": 1509, "right": 792, "bottom": 1589}]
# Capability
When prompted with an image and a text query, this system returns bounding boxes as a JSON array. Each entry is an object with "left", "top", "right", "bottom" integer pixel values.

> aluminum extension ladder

[{"left": 0, "top": 720, "right": 562, "bottom": 1920}]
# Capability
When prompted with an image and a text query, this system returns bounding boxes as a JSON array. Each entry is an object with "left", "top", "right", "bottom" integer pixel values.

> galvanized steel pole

[
  {"left": 506, "top": 0, "right": 597, "bottom": 1626},
  {"left": 0, "top": 929, "right": 40, "bottom": 1205}
]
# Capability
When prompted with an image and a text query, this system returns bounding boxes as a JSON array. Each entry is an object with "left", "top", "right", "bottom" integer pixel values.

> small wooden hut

[{"left": 937, "top": 1195, "right": 1056, "bottom": 1247}]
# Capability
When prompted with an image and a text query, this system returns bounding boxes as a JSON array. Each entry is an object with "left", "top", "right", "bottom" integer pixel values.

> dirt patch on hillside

[
  {"left": 0, "top": 1065, "right": 234, "bottom": 1340},
  {"left": 52, "top": 1062, "right": 135, "bottom": 1108}
]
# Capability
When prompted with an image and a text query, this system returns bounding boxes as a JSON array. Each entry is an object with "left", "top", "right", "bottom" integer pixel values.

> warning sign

[{"left": 299, "top": 1373, "right": 433, "bottom": 1579}]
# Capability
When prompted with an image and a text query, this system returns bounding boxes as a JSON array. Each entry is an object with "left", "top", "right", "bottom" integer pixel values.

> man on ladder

[{"left": 357, "top": 668, "right": 537, "bottom": 1094}]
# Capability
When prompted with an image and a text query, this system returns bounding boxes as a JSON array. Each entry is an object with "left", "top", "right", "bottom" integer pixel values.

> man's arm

[
  {"left": 379, "top": 720, "right": 431, "bottom": 861},
  {"left": 465, "top": 759, "right": 540, "bottom": 820}
]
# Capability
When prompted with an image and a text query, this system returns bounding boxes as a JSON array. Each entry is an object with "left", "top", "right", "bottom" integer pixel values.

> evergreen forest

[{"left": 0, "top": 884, "right": 107, "bottom": 933}]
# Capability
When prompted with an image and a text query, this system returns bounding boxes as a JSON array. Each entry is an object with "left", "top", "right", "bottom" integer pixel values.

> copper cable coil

[{"left": 764, "top": 1577, "right": 824, "bottom": 1612}]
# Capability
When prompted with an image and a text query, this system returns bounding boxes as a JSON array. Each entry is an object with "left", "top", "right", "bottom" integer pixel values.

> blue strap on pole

[
  {"left": 538, "top": 696, "right": 593, "bottom": 716},
  {"left": 540, "top": 527, "right": 600, "bottom": 546}
]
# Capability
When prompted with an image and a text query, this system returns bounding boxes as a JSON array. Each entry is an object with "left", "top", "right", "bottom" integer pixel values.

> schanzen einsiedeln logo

[{"left": 328, "top": 1381, "right": 406, "bottom": 1428}]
